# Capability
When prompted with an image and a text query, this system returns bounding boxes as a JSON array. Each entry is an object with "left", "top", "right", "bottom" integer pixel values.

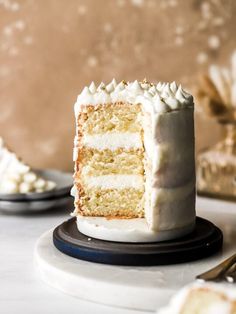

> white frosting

[
  {"left": 0, "top": 138, "right": 56, "bottom": 194},
  {"left": 157, "top": 282, "right": 236, "bottom": 314},
  {"left": 83, "top": 174, "right": 143, "bottom": 190},
  {"left": 74, "top": 80, "right": 193, "bottom": 116},
  {"left": 143, "top": 108, "right": 195, "bottom": 231},
  {"left": 82, "top": 132, "right": 143, "bottom": 151},
  {"left": 152, "top": 179, "right": 195, "bottom": 203},
  {"left": 76, "top": 216, "right": 194, "bottom": 243}
]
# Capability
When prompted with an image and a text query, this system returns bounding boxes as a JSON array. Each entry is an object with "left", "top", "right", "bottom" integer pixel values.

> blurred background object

[
  {"left": 196, "top": 51, "right": 236, "bottom": 200},
  {"left": 0, "top": 0, "right": 235, "bottom": 172}
]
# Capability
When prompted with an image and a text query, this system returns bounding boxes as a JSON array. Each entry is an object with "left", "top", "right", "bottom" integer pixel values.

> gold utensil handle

[{"left": 196, "top": 254, "right": 236, "bottom": 282}]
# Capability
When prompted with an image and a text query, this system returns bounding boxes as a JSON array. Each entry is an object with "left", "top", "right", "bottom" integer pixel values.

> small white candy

[
  {"left": 36, "top": 188, "right": 44, "bottom": 193},
  {"left": 0, "top": 180, "right": 19, "bottom": 193},
  {"left": 23, "top": 172, "right": 37, "bottom": 183},
  {"left": 16, "top": 164, "right": 30, "bottom": 175},
  {"left": 19, "top": 182, "right": 32, "bottom": 193},
  {"left": 45, "top": 181, "right": 56, "bottom": 191},
  {"left": 34, "top": 178, "right": 46, "bottom": 189},
  {"left": 8, "top": 173, "right": 22, "bottom": 183}
]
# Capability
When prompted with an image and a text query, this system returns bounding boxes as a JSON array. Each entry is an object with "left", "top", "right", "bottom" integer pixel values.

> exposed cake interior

[
  {"left": 74, "top": 102, "right": 145, "bottom": 218},
  {"left": 72, "top": 79, "right": 195, "bottom": 231}
]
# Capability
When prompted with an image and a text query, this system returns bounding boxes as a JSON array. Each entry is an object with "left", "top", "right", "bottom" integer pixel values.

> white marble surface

[{"left": 1, "top": 197, "right": 236, "bottom": 314}]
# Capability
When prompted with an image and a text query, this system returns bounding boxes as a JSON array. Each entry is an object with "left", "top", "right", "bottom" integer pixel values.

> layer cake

[{"left": 72, "top": 79, "right": 195, "bottom": 231}]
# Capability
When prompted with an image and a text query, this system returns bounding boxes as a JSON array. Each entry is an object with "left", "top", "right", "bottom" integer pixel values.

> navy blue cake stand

[{"left": 53, "top": 216, "right": 223, "bottom": 266}]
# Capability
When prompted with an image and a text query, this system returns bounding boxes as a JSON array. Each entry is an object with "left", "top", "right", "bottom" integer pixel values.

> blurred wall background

[{"left": 0, "top": 0, "right": 235, "bottom": 171}]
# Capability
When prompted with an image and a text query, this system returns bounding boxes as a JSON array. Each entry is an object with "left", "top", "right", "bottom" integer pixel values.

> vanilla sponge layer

[
  {"left": 75, "top": 187, "right": 144, "bottom": 218},
  {"left": 78, "top": 103, "right": 142, "bottom": 134},
  {"left": 77, "top": 148, "right": 144, "bottom": 176}
]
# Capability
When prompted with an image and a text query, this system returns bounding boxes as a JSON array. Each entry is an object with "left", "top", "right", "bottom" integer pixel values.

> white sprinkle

[{"left": 87, "top": 238, "right": 91, "bottom": 241}]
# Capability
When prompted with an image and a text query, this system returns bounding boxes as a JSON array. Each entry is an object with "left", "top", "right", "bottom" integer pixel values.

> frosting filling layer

[
  {"left": 82, "top": 174, "right": 144, "bottom": 189},
  {"left": 82, "top": 132, "right": 143, "bottom": 151}
]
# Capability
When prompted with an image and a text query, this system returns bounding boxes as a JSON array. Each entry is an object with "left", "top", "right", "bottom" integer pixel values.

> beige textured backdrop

[{"left": 0, "top": 0, "right": 235, "bottom": 171}]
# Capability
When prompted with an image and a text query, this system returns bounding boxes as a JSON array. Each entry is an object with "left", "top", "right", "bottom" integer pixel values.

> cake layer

[
  {"left": 77, "top": 103, "right": 142, "bottom": 134},
  {"left": 75, "top": 148, "right": 144, "bottom": 176},
  {"left": 82, "top": 132, "right": 143, "bottom": 150},
  {"left": 75, "top": 187, "right": 144, "bottom": 218}
]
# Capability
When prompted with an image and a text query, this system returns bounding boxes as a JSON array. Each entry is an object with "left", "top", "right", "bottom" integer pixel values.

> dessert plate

[
  {"left": 53, "top": 217, "right": 223, "bottom": 266},
  {"left": 0, "top": 195, "right": 74, "bottom": 214},
  {"left": 0, "top": 169, "right": 73, "bottom": 201}
]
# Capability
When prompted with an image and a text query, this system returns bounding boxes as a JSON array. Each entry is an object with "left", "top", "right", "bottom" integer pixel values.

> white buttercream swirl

[{"left": 75, "top": 80, "right": 194, "bottom": 115}]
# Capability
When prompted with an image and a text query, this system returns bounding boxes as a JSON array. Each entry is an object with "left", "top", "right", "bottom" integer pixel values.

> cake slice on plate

[
  {"left": 72, "top": 79, "right": 195, "bottom": 232},
  {"left": 158, "top": 282, "right": 236, "bottom": 314},
  {"left": 0, "top": 137, "right": 56, "bottom": 194}
]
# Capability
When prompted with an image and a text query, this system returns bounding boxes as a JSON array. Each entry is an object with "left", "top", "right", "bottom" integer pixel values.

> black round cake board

[{"left": 53, "top": 217, "right": 223, "bottom": 266}]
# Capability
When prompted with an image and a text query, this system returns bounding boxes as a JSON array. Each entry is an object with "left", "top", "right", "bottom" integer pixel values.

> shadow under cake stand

[{"left": 34, "top": 215, "right": 223, "bottom": 311}]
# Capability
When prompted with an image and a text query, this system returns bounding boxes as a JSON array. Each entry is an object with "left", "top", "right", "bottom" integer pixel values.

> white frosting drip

[
  {"left": 82, "top": 132, "right": 143, "bottom": 151},
  {"left": 75, "top": 80, "right": 193, "bottom": 115},
  {"left": 0, "top": 138, "right": 56, "bottom": 194},
  {"left": 157, "top": 282, "right": 236, "bottom": 314},
  {"left": 83, "top": 174, "right": 144, "bottom": 190}
]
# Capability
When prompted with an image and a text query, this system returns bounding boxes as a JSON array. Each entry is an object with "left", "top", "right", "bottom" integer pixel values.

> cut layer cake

[{"left": 72, "top": 80, "right": 195, "bottom": 232}]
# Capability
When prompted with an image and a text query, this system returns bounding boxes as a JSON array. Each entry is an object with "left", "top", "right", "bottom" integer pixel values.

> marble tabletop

[{"left": 1, "top": 196, "right": 236, "bottom": 314}]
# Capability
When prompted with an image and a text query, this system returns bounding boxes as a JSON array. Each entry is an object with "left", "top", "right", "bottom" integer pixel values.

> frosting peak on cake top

[{"left": 75, "top": 79, "right": 194, "bottom": 115}]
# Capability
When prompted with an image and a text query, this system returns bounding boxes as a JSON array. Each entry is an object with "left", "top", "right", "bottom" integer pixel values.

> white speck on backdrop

[
  {"left": 196, "top": 52, "right": 209, "bottom": 64},
  {"left": 208, "top": 35, "right": 220, "bottom": 50},
  {"left": 77, "top": 4, "right": 87, "bottom": 15},
  {"left": 87, "top": 56, "right": 98, "bottom": 68},
  {"left": 130, "top": 0, "right": 144, "bottom": 7}
]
